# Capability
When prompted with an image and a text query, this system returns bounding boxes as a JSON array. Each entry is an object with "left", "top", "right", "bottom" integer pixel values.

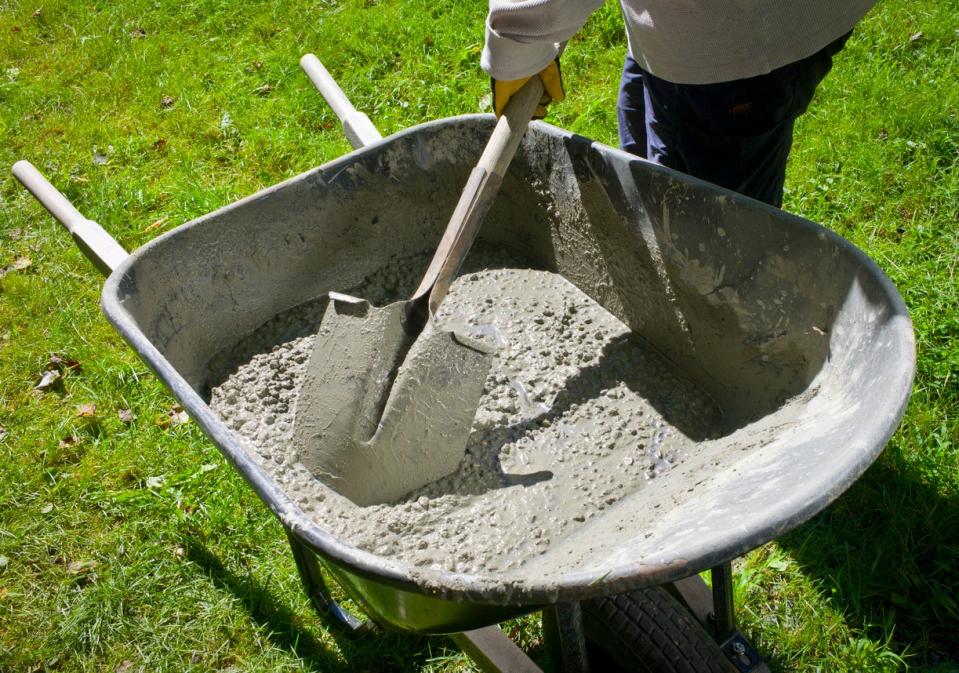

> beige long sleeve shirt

[{"left": 482, "top": 0, "right": 875, "bottom": 84}]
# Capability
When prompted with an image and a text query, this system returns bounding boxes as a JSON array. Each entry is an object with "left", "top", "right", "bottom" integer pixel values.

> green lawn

[{"left": 1, "top": 0, "right": 957, "bottom": 671}]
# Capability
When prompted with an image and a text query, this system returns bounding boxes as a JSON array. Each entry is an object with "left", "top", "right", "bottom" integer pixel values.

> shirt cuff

[{"left": 481, "top": 22, "right": 561, "bottom": 81}]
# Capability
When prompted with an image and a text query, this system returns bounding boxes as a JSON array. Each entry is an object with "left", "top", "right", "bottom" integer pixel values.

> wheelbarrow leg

[
  {"left": 667, "top": 561, "right": 770, "bottom": 673},
  {"left": 542, "top": 603, "right": 590, "bottom": 673},
  {"left": 284, "top": 529, "right": 369, "bottom": 633},
  {"left": 450, "top": 627, "right": 544, "bottom": 673}
]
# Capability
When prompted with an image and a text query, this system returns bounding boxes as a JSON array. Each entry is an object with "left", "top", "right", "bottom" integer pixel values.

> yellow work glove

[{"left": 491, "top": 59, "right": 565, "bottom": 119}]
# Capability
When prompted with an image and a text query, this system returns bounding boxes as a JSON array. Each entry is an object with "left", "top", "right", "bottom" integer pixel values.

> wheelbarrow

[{"left": 13, "top": 54, "right": 915, "bottom": 672}]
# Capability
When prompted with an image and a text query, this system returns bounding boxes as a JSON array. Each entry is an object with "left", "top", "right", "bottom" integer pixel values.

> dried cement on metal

[{"left": 207, "top": 247, "right": 724, "bottom": 576}]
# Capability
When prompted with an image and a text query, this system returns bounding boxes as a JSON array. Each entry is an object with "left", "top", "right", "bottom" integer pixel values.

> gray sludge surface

[{"left": 207, "top": 246, "right": 725, "bottom": 577}]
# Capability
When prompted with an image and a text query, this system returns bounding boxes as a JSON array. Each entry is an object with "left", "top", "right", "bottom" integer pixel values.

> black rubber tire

[{"left": 580, "top": 586, "right": 730, "bottom": 673}]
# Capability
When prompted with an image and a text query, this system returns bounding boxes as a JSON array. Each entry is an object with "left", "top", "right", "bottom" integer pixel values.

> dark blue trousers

[{"left": 617, "top": 33, "right": 851, "bottom": 207}]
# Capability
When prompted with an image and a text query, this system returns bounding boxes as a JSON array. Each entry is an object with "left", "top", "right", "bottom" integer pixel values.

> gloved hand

[{"left": 491, "top": 58, "right": 565, "bottom": 119}]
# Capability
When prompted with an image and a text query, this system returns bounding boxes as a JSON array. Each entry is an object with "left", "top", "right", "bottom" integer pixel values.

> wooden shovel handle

[{"left": 409, "top": 75, "right": 545, "bottom": 319}]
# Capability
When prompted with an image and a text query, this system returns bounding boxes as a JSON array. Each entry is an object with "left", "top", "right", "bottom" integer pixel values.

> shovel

[{"left": 293, "top": 76, "right": 546, "bottom": 506}]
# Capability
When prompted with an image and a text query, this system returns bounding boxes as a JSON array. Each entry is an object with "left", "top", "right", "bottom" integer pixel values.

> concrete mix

[{"left": 207, "top": 247, "right": 723, "bottom": 576}]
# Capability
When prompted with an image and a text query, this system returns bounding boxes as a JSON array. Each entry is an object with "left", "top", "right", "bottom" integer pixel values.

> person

[{"left": 481, "top": 1, "right": 875, "bottom": 207}]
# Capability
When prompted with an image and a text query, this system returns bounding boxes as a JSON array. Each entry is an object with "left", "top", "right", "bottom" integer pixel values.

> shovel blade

[
  {"left": 294, "top": 293, "right": 495, "bottom": 505},
  {"left": 294, "top": 294, "right": 411, "bottom": 484},
  {"left": 348, "top": 322, "right": 494, "bottom": 505}
]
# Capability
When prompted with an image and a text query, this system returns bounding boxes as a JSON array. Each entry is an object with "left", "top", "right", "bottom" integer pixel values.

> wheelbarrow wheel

[{"left": 581, "top": 586, "right": 728, "bottom": 673}]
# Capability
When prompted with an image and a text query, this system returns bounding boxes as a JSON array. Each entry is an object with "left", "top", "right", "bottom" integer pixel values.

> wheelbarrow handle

[
  {"left": 12, "top": 160, "right": 128, "bottom": 277},
  {"left": 300, "top": 53, "right": 383, "bottom": 150}
]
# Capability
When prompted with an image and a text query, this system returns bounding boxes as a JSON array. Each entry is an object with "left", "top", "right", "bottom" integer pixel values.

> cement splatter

[{"left": 207, "top": 247, "right": 723, "bottom": 576}]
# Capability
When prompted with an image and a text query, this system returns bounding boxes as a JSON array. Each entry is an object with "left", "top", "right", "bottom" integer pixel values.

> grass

[{"left": 0, "top": 0, "right": 956, "bottom": 671}]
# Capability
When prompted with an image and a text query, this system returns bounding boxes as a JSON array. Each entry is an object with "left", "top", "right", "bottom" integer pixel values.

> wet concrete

[{"left": 208, "top": 246, "right": 724, "bottom": 576}]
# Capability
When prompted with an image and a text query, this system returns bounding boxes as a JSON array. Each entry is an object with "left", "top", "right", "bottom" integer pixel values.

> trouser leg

[
  {"left": 616, "top": 33, "right": 851, "bottom": 207},
  {"left": 617, "top": 55, "right": 648, "bottom": 159}
]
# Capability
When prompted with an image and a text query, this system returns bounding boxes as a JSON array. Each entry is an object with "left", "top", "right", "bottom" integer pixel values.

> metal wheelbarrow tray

[{"left": 15, "top": 59, "right": 915, "bottom": 656}]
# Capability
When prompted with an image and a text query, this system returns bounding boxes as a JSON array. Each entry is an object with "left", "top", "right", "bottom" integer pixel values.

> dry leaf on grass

[
  {"left": 67, "top": 559, "right": 98, "bottom": 586},
  {"left": 35, "top": 354, "right": 81, "bottom": 392},
  {"left": 35, "top": 369, "right": 61, "bottom": 391},
  {"left": 76, "top": 402, "right": 97, "bottom": 418},
  {"left": 58, "top": 434, "right": 79, "bottom": 449},
  {"left": 143, "top": 216, "right": 169, "bottom": 233},
  {"left": 0, "top": 256, "right": 32, "bottom": 278},
  {"left": 67, "top": 559, "right": 97, "bottom": 575},
  {"left": 48, "top": 353, "right": 81, "bottom": 372},
  {"left": 118, "top": 408, "right": 135, "bottom": 423},
  {"left": 157, "top": 404, "right": 189, "bottom": 428}
]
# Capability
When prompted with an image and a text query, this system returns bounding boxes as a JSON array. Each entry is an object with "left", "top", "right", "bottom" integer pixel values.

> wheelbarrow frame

[{"left": 13, "top": 52, "right": 915, "bottom": 672}]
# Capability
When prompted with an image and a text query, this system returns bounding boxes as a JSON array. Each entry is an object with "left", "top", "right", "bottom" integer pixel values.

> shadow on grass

[
  {"left": 779, "top": 452, "right": 959, "bottom": 667},
  {"left": 185, "top": 541, "right": 437, "bottom": 673}
]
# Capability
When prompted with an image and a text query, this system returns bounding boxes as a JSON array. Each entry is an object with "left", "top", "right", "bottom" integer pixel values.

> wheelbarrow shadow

[
  {"left": 184, "top": 540, "right": 437, "bottom": 673},
  {"left": 776, "top": 447, "right": 959, "bottom": 667}
]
